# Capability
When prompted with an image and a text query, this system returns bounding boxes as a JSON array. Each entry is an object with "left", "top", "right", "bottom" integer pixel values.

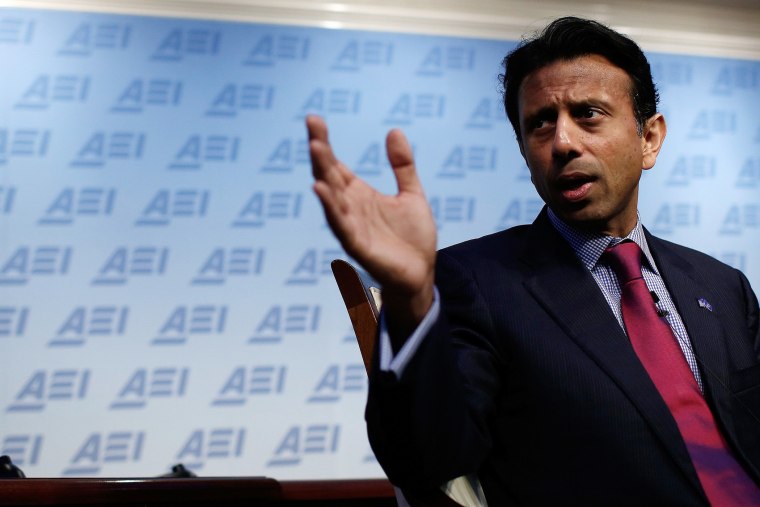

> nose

[{"left": 551, "top": 114, "right": 582, "bottom": 163}]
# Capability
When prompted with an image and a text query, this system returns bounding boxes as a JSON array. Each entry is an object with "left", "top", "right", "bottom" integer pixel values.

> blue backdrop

[{"left": 1, "top": 8, "right": 758, "bottom": 479}]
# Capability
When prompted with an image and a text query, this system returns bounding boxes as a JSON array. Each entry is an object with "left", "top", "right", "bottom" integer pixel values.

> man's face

[{"left": 517, "top": 54, "right": 664, "bottom": 237}]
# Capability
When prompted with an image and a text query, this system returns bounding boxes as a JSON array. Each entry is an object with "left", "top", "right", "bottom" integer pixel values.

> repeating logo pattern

[{"left": 1, "top": 8, "right": 759, "bottom": 479}]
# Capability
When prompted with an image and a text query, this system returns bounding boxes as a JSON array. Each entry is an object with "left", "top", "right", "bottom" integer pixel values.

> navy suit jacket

[{"left": 366, "top": 208, "right": 760, "bottom": 506}]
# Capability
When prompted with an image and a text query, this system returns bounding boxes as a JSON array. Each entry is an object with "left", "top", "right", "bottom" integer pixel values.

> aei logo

[
  {"left": 109, "top": 368, "right": 189, "bottom": 409},
  {"left": 385, "top": 93, "right": 445, "bottom": 125},
  {"left": 38, "top": 188, "right": 116, "bottom": 225},
  {"left": 91, "top": 247, "right": 169, "bottom": 286},
  {"left": 267, "top": 425, "right": 339, "bottom": 467},
  {"left": 49, "top": 306, "right": 128, "bottom": 347},
  {"left": 1, "top": 435, "right": 43, "bottom": 466},
  {"left": 15, "top": 75, "right": 90, "bottom": 110},
  {"left": 0, "top": 307, "right": 28, "bottom": 337},
  {"left": 70, "top": 131, "right": 145, "bottom": 168},
  {"left": 436, "top": 145, "right": 498, "bottom": 178},
  {"left": 416, "top": 45, "right": 475, "bottom": 76},
  {"left": 231, "top": 193, "right": 302, "bottom": 227},
  {"left": 298, "top": 88, "right": 361, "bottom": 117},
  {"left": 168, "top": 136, "right": 239, "bottom": 170},
  {"left": 331, "top": 40, "right": 393, "bottom": 71},
  {"left": 285, "top": 249, "right": 344, "bottom": 285},
  {"left": 650, "top": 203, "right": 700, "bottom": 235},
  {"left": 496, "top": 199, "right": 543, "bottom": 230},
  {"left": 111, "top": 79, "right": 182, "bottom": 113},
  {"left": 205, "top": 83, "right": 274, "bottom": 117},
  {"left": 261, "top": 139, "right": 308, "bottom": 173},
  {"left": 7, "top": 369, "right": 90, "bottom": 412},
  {"left": 720, "top": 204, "right": 760, "bottom": 235},
  {"left": 211, "top": 366, "right": 287, "bottom": 406},
  {"left": 712, "top": 63, "right": 759, "bottom": 95},
  {"left": 429, "top": 195, "right": 476, "bottom": 226},
  {"left": 152, "top": 306, "right": 228, "bottom": 345},
  {"left": 0, "top": 129, "right": 51, "bottom": 165},
  {"left": 736, "top": 158, "right": 760, "bottom": 188},
  {"left": 306, "top": 364, "right": 365, "bottom": 403},
  {"left": 666, "top": 156, "right": 716, "bottom": 186},
  {"left": 152, "top": 28, "right": 221, "bottom": 61},
  {"left": 58, "top": 22, "right": 131, "bottom": 56},
  {"left": 688, "top": 110, "right": 736, "bottom": 139},
  {"left": 0, "top": 246, "right": 72, "bottom": 286},
  {"left": 0, "top": 17, "right": 35, "bottom": 44},
  {"left": 191, "top": 248, "right": 265, "bottom": 285},
  {"left": 63, "top": 432, "right": 145, "bottom": 476},
  {"left": 249, "top": 305, "right": 321, "bottom": 344},
  {"left": 175, "top": 428, "right": 245, "bottom": 470},
  {"left": 465, "top": 98, "right": 505, "bottom": 129},
  {"left": 242, "top": 34, "right": 310, "bottom": 66},
  {"left": 135, "top": 189, "right": 209, "bottom": 226}
]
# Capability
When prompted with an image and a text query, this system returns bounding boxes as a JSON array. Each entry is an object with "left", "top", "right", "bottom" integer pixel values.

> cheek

[
  {"left": 610, "top": 149, "right": 644, "bottom": 194},
  {"left": 526, "top": 164, "right": 548, "bottom": 187},
  {"left": 600, "top": 137, "right": 641, "bottom": 173}
]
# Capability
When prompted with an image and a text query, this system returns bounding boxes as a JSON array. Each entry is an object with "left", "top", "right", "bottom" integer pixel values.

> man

[{"left": 308, "top": 17, "right": 760, "bottom": 506}]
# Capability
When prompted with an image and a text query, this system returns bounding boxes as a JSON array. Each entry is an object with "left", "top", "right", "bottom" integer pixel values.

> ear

[{"left": 641, "top": 113, "right": 667, "bottom": 170}]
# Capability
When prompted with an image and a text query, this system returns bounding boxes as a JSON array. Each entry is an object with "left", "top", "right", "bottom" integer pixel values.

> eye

[
  {"left": 529, "top": 113, "right": 555, "bottom": 131},
  {"left": 578, "top": 107, "right": 602, "bottom": 120},
  {"left": 522, "top": 109, "right": 557, "bottom": 134}
]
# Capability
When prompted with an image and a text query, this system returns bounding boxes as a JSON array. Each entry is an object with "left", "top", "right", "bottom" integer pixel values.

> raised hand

[{"left": 307, "top": 115, "right": 436, "bottom": 334}]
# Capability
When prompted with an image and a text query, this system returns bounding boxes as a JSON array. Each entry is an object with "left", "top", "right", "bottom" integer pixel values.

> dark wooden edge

[
  {"left": 0, "top": 477, "right": 396, "bottom": 505},
  {"left": 279, "top": 479, "right": 395, "bottom": 500},
  {"left": 331, "top": 259, "right": 380, "bottom": 374},
  {"left": 0, "top": 477, "right": 279, "bottom": 505}
]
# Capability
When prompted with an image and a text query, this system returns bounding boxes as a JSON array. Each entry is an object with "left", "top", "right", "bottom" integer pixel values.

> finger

[
  {"left": 311, "top": 141, "right": 359, "bottom": 196},
  {"left": 306, "top": 116, "right": 353, "bottom": 187},
  {"left": 386, "top": 129, "right": 423, "bottom": 195},
  {"left": 306, "top": 115, "right": 336, "bottom": 178},
  {"left": 305, "top": 115, "right": 328, "bottom": 143},
  {"left": 312, "top": 181, "right": 339, "bottom": 224},
  {"left": 312, "top": 181, "right": 356, "bottom": 248}
]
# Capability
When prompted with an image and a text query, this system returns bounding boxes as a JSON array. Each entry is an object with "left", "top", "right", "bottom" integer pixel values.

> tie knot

[{"left": 604, "top": 241, "right": 644, "bottom": 284}]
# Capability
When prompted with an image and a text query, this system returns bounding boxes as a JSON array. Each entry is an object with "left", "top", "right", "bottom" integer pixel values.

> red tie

[{"left": 605, "top": 241, "right": 760, "bottom": 505}]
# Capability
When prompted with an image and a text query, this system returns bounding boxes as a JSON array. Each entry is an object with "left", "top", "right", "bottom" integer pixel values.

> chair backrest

[
  {"left": 330, "top": 259, "right": 382, "bottom": 374},
  {"left": 330, "top": 260, "right": 488, "bottom": 507}
]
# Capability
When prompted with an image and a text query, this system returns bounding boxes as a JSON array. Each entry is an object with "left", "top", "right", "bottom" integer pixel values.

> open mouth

[{"left": 557, "top": 175, "right": 596, "bottom": 202}]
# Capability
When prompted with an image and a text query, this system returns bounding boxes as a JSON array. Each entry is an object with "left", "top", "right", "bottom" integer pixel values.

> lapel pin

[{"left": 697, "top": 298, "right": 713, "bottom": 312}]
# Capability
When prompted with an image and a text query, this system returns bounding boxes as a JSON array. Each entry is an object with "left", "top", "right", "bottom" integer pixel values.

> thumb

[{"left": 386, "top": 128, "right": 423, "bottom": 194}]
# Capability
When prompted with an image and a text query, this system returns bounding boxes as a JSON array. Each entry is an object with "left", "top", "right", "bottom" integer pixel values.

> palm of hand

[
  {"left": 307, "top": 115, "right": 437, "bottom": 300},
  {"left": 326, "top": 171, "right": 436, "bottom": 294}
]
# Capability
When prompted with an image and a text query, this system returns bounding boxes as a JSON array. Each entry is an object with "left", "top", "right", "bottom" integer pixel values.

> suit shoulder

[
  {"left": 438, "top": 224, "right": 531, "bottom": 262},
  {"left": 649, "top": 234, "right": 745, "bottom": 279}
]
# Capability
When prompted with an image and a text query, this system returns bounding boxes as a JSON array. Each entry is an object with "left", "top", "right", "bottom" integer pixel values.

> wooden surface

[
  {"left": 0, "top": 477, "right": 397, "bottom": 506},
  {"left": 331, "top": 259, "right": 380, "bottom": 374}
]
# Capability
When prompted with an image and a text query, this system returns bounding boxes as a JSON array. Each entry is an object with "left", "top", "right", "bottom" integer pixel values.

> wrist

[{"left": 382, "top": 280, "right": 435, "bottom": 352}]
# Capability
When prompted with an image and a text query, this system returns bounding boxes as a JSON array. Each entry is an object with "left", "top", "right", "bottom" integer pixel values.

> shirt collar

[{"left": 546, "top": 207, "right": 659, "bottom": 274}]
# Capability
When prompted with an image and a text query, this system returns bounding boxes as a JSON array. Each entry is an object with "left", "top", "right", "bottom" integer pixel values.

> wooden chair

[{"left": 331, "top": 260, "right": 488, "bottom": 507}]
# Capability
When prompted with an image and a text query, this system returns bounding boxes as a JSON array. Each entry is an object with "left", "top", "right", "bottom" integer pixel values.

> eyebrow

[
  {"left": 522, "top": 106, "right": 556, "bottom": 122},
  {"left": 521, "top": 98, "right": 613, "bottom": 127}
]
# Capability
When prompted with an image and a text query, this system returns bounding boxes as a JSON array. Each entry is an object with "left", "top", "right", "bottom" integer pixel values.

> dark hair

[{"left": 502, "top": 16, "right": 659, "bottom": 138}]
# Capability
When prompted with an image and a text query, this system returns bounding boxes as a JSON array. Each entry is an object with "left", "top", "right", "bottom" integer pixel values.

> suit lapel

[
  {"left": 648, "top": 233, "right": 760, "bottom": 482},
  {"left": 645, "top": 233, "right": 733, "bottom": 425},
  {"left": 518, "top": 212, "right": 704, "bottom": 494}
]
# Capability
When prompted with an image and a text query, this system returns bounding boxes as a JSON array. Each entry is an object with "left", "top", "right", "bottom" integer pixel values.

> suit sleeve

[{"left": 365, "top": 250, "right": 503, "bottom": 489}]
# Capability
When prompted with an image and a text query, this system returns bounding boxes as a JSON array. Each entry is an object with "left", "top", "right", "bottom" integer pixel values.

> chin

[
  {"left": 556, "top": 206, "right": 609, "bottom": 230},
  {"left": 554, "top": 202, "right": 593, "bottom": 220}
]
